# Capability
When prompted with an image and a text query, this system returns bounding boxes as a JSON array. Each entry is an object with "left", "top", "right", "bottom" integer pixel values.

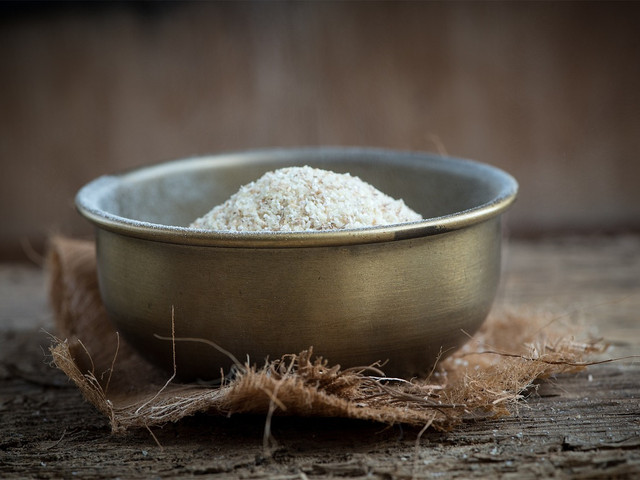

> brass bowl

[{"left": 76, "top": 147, "right": 518, "bottom": 379}]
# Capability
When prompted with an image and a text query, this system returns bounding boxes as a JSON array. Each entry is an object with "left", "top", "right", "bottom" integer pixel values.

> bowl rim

[{"left": 75, "top": 146, "right": 518, "bottom": 248}]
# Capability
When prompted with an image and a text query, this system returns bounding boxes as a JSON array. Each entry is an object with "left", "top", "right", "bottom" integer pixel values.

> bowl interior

[{"left": 77, "top": 148, "right": 517, "bottom": 244}]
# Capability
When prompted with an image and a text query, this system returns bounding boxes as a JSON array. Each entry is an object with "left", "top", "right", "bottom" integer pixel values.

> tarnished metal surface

[{"left": 76, "top": 147, "right": 518, "bottom": 379}]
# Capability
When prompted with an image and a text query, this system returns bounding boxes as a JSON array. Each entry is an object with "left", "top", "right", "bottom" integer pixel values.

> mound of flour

[{"left": 190, "top": 166, "right": 422, "bottom": 232}]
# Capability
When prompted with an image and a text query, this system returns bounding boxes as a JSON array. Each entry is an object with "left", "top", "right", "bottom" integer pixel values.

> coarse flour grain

[{"left": 190, "top": 166, "right": 422, "bottom": 232}]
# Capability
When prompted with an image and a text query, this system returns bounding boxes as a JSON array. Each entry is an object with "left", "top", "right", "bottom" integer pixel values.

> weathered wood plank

[{"left": 1, "top": 235, "right": 639, "bottom": 479}]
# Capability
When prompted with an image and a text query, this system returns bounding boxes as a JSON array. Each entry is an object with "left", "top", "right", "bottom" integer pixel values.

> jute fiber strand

[{"left": 47, "top": 236, "right": 602, "bottom": 434}]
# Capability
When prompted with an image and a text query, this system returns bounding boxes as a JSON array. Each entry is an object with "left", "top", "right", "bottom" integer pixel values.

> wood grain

[
  {"left": 2, "top": 2, "right": 640, "bottom": 259},
  {"left": 1, "top": 235, "right": 639, "bottom": 478}
]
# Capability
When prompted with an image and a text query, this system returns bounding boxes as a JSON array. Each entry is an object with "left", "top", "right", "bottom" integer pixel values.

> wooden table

[{"left": 1, "top": 235, "right": 639, "bottom": 479}]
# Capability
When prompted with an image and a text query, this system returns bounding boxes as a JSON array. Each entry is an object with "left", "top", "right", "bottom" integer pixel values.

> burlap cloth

[{"left": 47, "top": 236, "right": 601, "bottom": 433}]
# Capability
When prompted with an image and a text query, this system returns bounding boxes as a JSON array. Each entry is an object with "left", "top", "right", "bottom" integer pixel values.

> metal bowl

[{"left": 76, "top": 147, "right": 518, "bottom": 380}]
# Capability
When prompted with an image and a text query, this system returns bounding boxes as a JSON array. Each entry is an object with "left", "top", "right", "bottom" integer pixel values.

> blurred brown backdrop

[{"left": 2, "top": 1, "right": 639, "bottom": 260}]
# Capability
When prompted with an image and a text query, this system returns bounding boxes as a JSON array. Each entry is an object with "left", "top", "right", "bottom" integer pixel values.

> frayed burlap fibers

[{"left": 47, "top": 236, "right": 603, "bottom": 434}]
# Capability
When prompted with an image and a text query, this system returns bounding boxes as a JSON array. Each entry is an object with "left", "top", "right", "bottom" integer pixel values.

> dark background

[{"left": 2, "top": 1, "right": 639, "bottom": 259}]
